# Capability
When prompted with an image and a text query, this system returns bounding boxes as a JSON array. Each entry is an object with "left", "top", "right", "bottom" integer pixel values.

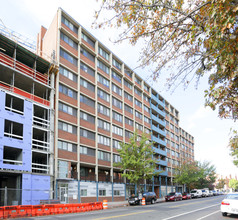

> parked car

[
  {"left": 128, "top": 192, "right": 157, "bottom": 205},
  {"left": 220, "top": 192, "right": 238, "bottom": 216},
  {"left": 190, "top": 189, "right": 202, "bottom": 198},
  {"left": 142, "top": 192, "right": 157, "bottom": 204},
  {"left": 182, "top": 192, "right": 191, "bottom": 200},
  {"left": 212, "top": 190, "right": 218, "bottom": 196},
  {"left": 201, "top": 189, "right": 209, "bottom": 197},
  {"left": 165, "top": 192, "right": 182, "bottom": 202},
  {"left": 209, "top": 190, "right": 214, "bottom": 196}
]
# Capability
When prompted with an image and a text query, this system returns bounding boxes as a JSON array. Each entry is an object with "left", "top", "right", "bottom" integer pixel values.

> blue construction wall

[
  {"left": 22, "top": 173, "right": 51, "bottom": 205},
  {"left": 0, "top": 90, "right": 32, "bottom": 172}
]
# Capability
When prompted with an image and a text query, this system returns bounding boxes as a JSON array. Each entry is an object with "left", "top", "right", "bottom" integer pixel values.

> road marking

[
  {"left": 196, "top": 210, "right": 220, "bottom": 220},
  {"left": 162, "top": 204, "right": 219, "bottom": 220},
  {"left": 92, "top": 210, "right": 155, "bottom": 220},
  {"left": 169, "top": 198, "right": 219, "bottom": 208}
]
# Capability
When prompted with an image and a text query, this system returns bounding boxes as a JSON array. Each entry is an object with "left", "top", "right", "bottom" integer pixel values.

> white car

[{"left": 221, "top": 192, "right": 238, "bottom": 216}]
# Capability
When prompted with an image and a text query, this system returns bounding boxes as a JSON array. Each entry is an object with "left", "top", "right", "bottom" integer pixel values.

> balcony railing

[
  {"left": 3, "top": 159, "right": 23, "bottom": 165},
  {"left": 80, "top": 174, "right": 96, "bottom": 182},
  {"left": 113, "top": 178, "right": 124, "bottom": 183},
  {"left": 32, "top": 163, "right": 49, "bottom": 174},
  {"left": 0, "top": 51, "right": 50, "bottom": 85},
  {"left": 32, "top": 139, "right": 50, "bottom": 152},
  {"left": 33, "top": 116, "right": 50, "bottom": 128},
  {"left": 98, "top": 175, "right": 111, "bottom": 182}
]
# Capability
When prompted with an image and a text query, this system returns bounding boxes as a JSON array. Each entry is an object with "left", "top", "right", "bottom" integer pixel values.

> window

[
  {"left": 144, "top": 116, "right": 150, "bottom": 124},
  {"left": 114, "top": 190, "right": 120, "bottom": 196},
  {"left": 124, "top": 79, "right": 132, "bottom": 89},
  {"left": 112, "top": 111, "right": 123, "bottom": 122},
  {"left": 99, "top": 189, "right": 106, "bottom": 196},
  {"left": 80, "top": 111, "right": 95, "bottom": 124},
  {"left": 112, "top": 58, "right": 121, "bottom": 70},
  {"left": 80, "top": 63, "right": 95, "bottom": 77},
  {"left": 98, "top": 119, "right": 110, "bottom": 131},
  {"left": 144, "top": 84, "right": 149, "bottom": 92},
  {"left": 124, "top": 91, "right": 133, "bottom": 102},
  {"left": 61, "top": 16, "right": 78, "bottom": 34},
  {"left": 97, "top": 74, "right": 109, "bottom": 87},
  {"left": 80, "top": 146, "right": 95, "bottom": 156},
  {"left": 165, "top": 120, "right": 169, "bottom": 126},
  {"left": 170, "top": 115, "right": 174, "bottom": 122},
  {"left": 112, "top": 71, "right": 122, "bottom": 83},
  {"left": 113, "top": 154, "right": 121, "bottom": 163},
  {"left": 4, "top": 120, "right": 23, "bottom": 140},
  {"left": 135, "top": 77, "right": 141, "bottom": 85},
  {"left": 98, "top": 151, "right": 111, "bottom": 161},
  {"left": 60, "top": 49, "right": 77, "bottom": 66},
  {"left": 58, "top": 140, "right": 77, "bottom": 152},
  {"left": 112, "top": 125, "right": 123, "bottom": 136},
  {"left": 80, "top": 47, "right": 95, "bottom": 62},
  {"left": 170, "top": 124, "right": 174, "bottom": 130},
  {"left": 144, "top": 94, "right": 149, "bottom": 102},
  {"left": 59, "top": 84, "right": 77, "bottom": 99},
  {"left": 135, "top": 123, "right": 143, "bottom": 131},
  {"left": 80, "top": 95, "right": 95, "bottom": 108},
  {"left": 81, "top": 32, "right": 95, "bottom": 48},
  {"left": 171, "top": 150, "right": 175, "bottom": 156},
  {"left": 125, "top": 130, "right": 133, "bottom": 138},
  {"left": 112, "top": 97, "right": 122, "bottom": 109},
  {"left": 99, "top": 47, "right": 109, "bottom": 60},
  {"left": 80, "top": 78, "right": 95, "bottom": 92},
  {"left": 134, "top": 88, "right": 142, "bottom": 97},
  {"left": 80, "top": 128, "right": 95, "bottom": 140},
  {"left": 58, "top": 160, "right": 68, "bottom": 178},
  {"left": 98, "top": 135, "right": 110, "bottom": 146},
  {"left": 5, "top": 94, "right": 24, "bottom": 115},
  {"left": 59, "top": 66, "right": 77, "bottom": 82},
  {"left": 59, "top": 102, "right": 77, "bottom": 116},
  {"left": 97, "top": 60, "right": 109, "bottom": 74},
  {"left": 145, "top": 128, "right": 150, "bottom": 134},
  {"left": 144, "top": 105, "right": 150, "bottom": 113},
  {"left": 98, "top": 89, "right": 110, "bottom": 102},
  {"left": 125, "top": 69, "right": 132, "bottom": 78},
  {"left": 58, "top": 121, "right": 77, "bottom": 134},
  {"left": 125, "top": 117, "right": 133, "bottom": 126},
  {"left": 60, "top": 32, "right": 78, "bottom": 50},
  {"left": 175, "top": 119, "right": 179, "bottom": 125},
  {"left": 135, "top": 99, "right": 142, "bottom": 108},
  {"left": 113, "top": 139, "right": 121, "bottom": 149},
  {"left": 135, "top": 111, "right": 142, "bottom": 119},
  {"left": 124, "top": 104, "right": 133, "bottom": 114},
  {"left": 98, "top": 104, "right": 110, "bottom": 117},
  {"left": 112, "top": 83, "right": 122, "bottom": 96},
  {"left": 81, "top": 189, "right": 87, "bottom": 196}
]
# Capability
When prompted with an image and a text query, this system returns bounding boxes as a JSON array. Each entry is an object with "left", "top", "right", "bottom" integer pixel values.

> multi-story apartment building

[
  {"left": 0, "top": 26, "right": 58, "bottom": 206},
  {"left": 37, "top": 8, "right": 195, "bottom": 203}
]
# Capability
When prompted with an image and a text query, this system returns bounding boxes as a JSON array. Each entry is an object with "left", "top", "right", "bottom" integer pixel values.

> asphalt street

[{"left": 17, "top": 195, "right": 237, "bottom": 220}]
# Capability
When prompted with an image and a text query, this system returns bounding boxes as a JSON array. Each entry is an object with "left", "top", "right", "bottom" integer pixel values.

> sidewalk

[{"left": 108, "top": 198, "right": 165, "bottom": 209}]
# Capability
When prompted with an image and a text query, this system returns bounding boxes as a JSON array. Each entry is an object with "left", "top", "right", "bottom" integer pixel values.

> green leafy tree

[
  {"left": 229, "top": 179, "right": 238, "bottom": 191},
  {"left": 174, "top": 161, "right": 200, "bottom": 192},
  {"left": 194, "top": 161, "right": 216, "bottom": 189},
  {"left": 95, "top": 0, "right": 238, "bottom": 120},
  {"left": 229, "top": 129, "right": 238, "bottom": 167},
  {"left": 115, "top": 131, "right": 157, "bottom": 193},
  {"left": 216, "top": 178, "right": 226, "bottom": 190}
]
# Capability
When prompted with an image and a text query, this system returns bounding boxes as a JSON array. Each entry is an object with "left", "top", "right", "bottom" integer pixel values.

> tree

[
  {"left": 115, "top": 131, "right": 157, "bottom": 193},
  {"left": 216, "top": 178, "right": 226, "bottom": 190},
  {"left": 229, "top": 129, "right": 238, "bottom": 167},
  {"left": 174, "top": 161, "right": 200, "bottom": 192},
  {"left": 229, "top": 179, "right": 238, "bottom": 191},
  {"left": 95, "top": 0, "right": 238, "bottom": 120},
  {"left": 194, "top": 161, "right": 216, "bottom": 189}
]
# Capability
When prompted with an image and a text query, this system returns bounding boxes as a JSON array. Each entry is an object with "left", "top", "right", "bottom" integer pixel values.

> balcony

[
  {"left": 152, "top": 125, "right": 166, "bottom": 137},
  {"left": 113, "top": 178, "right": 124, "bottom": 183},
  {"left": 151, "top": 115, "right": 165, "bottom": 127},
  {"left": 152, "top": 136, "right": 166, "bottom": 147},
  {"left": 98, "top": 174, "right": 111, "bottom": 182},
  {"left": 80, "top": 174, "right": 96, "bottom": 182},
  {"left": 157, "top": 160, "right": 167, "bottom": 167},
  {"left": 153, "top": 147, "right": 167, "bottom": 157},
  {"left": 151, "top": 104, "right": 165, "bottom": 117},
  {"left": 155, "top": 169, "right": 168, "bottom": 176},
  {"left": 151, "top": 94, "right": 165, "bottom": 108}
]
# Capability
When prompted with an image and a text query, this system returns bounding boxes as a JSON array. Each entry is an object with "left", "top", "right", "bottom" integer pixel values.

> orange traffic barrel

[
  {"left": 103, "top": 200, "right": 108, "bottom": 209},
  {"left": 142, "top": 197, "right": 146, "bottom": 205}
]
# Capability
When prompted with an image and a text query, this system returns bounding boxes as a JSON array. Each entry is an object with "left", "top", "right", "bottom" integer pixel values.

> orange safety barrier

[
  {"left": 0, "top": 207, "right": 4, "bottom": 219},
  {"left": 3, "top": 206, "right": 19, "bottom": 219},
  {"left": 103, "top": 200, "right": 108, "bottom": 209},
  {"left": 81, "top": 203, "right": 88, "bottom": 212},
  {"left": 96, "top": 202, "right": 103, "bottom": 210},
  {"left": 73, "top": 203, "right": 83, "bottom": 213},
  {"left": 42, "top": 204, "right": 55, "bottom": 216},
  {"left": 18, "top": 205, "right": 32, "bottom": 218},
  {"left": 32, "top": 205, "right": 46, "bottom": 216},
  {"left": 142, "top": 197, "right": 146, "bottom": 206}
]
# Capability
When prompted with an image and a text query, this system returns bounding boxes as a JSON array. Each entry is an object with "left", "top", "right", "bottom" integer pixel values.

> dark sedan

[
  {"left": 165, "top": 192, "right": 182, "bottom": 201},
  {"left": 182, "top": 192, "right": 192, "bottom": 200},
  {"left": 128, "top": 195, "right": 141, "bottom": 205}
]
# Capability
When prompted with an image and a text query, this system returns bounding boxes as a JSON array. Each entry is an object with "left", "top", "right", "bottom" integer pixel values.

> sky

[{"left": 0, "top": 0, "right": 237, "bottom": 178}]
